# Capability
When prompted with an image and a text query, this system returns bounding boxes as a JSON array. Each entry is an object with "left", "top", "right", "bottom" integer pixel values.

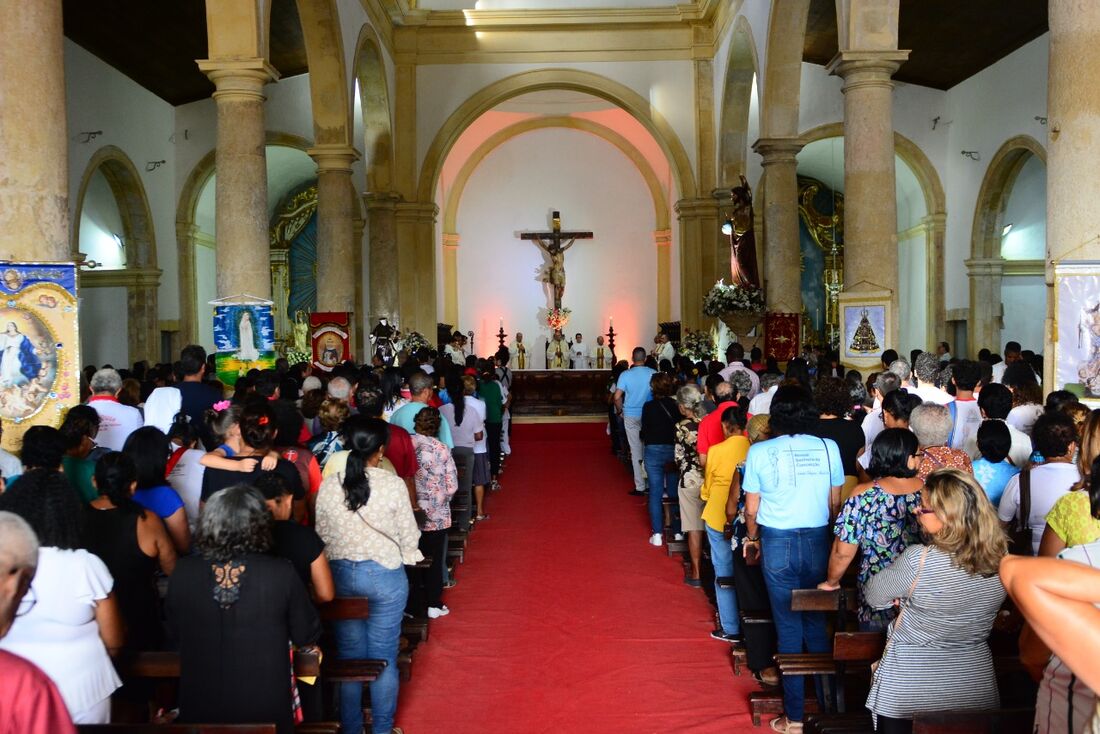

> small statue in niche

[{"left": 291, "top": 310, "right": 311, "bottom": 354}]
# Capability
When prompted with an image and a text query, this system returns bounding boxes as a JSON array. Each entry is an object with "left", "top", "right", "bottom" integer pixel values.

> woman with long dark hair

[
  {"left": 85, "top": 452, "right": 176, "bottom": 651},
  {"left": 315, "top": 415, "right": 422, "bottom": 734},
  {"left": 122, "top": 427, "right": 191, "bottom": 554}
]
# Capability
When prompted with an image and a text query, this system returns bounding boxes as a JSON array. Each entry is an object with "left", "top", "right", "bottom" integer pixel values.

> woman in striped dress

[{"left": 864, "top": 468, "right": 1007, "bottom": 733}]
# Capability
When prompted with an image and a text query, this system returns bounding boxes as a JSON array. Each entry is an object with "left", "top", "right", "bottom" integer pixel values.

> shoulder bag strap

[
  {"left": 873, "top": 545, "right": 930, "bottom": 677},
  {"left": 1018, "top": 469, "right": 1032, "bottom": 532},
  {"left": 164, "top": 446, "right": 188, "bottom": 478}
]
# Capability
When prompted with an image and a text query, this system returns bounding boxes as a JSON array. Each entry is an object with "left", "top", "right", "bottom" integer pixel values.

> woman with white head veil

[{"left": 236, "top": 311, "right": 260, "bottom": 362}]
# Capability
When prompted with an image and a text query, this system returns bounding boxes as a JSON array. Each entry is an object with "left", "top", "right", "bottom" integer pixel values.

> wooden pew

[
  {"left": 316, "top": 597, "right": 389, "bottom": 684},
  {"left": 911, "top": 708, "right": 1035, "bottom": 734},
  {"left": 115, "top": 650, "right": 320, "bottom": 679}
]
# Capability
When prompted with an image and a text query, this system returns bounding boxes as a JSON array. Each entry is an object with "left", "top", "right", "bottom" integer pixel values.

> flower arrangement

[
  {"left": 679, "top": 329, "right": 716, "bottom": 362},
  {"left": 546, "top": 307, "right": 572, "bottom": 331},
  {"left": 285, "top": 350, "right": 311, "bottom": 366},
  {"left": 402, "top": 330, "right": 431, "bottom": 355},
  {"left": 702, "top": 279, "right": 766, "bottom": 317}
]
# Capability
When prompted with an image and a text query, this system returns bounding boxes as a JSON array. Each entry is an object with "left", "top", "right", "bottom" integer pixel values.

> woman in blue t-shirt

[
  {"left": 123, "top": 427, "right": 190, "bottom": 554},
  {"left": 971, "top": 419, "right": 1020, "bottom": 506},
  {"left": 741, "top": 385, "right": 844, "bottom": 734}
]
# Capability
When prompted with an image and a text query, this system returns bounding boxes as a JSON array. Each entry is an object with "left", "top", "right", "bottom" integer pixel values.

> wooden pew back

[
  {"left": 912, "top": 708, "right": 1035, "bottom": 733},
  {"left": 78, "top": 725, "right": 276, "bottom": 734}
]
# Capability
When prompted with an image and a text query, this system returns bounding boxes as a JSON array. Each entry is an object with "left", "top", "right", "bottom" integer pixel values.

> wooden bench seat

[
  {"left": 116, "top": 650, "right": 320, "bottom": 679},
  {"left": 804, "top": 712, "right": 875, "bottom": 734},
  {"left": 78, "top": 726, "right": 278, "bottom": 734},
  {"left": 749, "top": 690, "right": 820, "bottom": 726},
  {"left": 912, "top": 708, "right": 1035, "bottom": 733}
]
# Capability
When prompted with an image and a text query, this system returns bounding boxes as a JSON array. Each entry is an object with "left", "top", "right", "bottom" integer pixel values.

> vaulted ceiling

[{"left": 61, "top": 0, "right": 1048, "bottom": 106}]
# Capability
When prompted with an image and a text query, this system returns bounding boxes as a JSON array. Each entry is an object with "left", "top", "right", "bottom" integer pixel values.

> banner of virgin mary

[{"left": 213, "top": 303, "right": 276, "bottom": 386}]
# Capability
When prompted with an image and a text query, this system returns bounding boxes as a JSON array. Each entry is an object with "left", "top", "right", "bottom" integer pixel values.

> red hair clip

[{"left": 258, "top": 415, "right": 269, "bottom": 426}]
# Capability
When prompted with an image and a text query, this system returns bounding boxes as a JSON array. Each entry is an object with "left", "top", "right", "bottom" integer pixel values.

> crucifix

[{"left": 519, "top": 210, "right": 593, "bottom": 311}]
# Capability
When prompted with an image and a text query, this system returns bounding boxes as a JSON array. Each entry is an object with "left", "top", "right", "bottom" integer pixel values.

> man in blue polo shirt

[{"left": 614, "top": 347, "right": 656, "bottom": 496}]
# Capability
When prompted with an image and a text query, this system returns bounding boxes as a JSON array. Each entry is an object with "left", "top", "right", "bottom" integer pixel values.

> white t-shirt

[
  {"left": 167, "top": 447, "right": 207, "bottom": 531},
  {"left": 1006, "top": 404, "right": 1044, "bottom": 436},
  {"left": 912, "top": 383, "right": 955, "bottom": 406},
  {"left": 949, "top": 398, "right": 983, "bottom": 450},
  {"left": 748, "top": 385, "right": 777, "bottom": 416},
  {"left": 0, "top": 547, "right": 122, "bottom": 715},
  {"left": 440, "top": 396, "right": 486, "bottom": 451},
  {"left": 964, "top": 419, "right": 1034, "bottom": 469},
  {"left": 87, "top": 397, "right": 143, "bottom": 451},
  {"left": 0, "top": 447, "right": 22, "bottom": 479},
  {"left": 997, "top": 462, "right": 1081, "bottom": 555}
]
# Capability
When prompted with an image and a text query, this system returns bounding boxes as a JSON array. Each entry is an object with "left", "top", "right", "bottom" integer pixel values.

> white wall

[
  {"left": 78, "top": 170, "right": 127, "bottom": 269},
  {"left": 942, "top": 35, "right": 1049, "bottom": 311},
  {"left": 453, "top": 127, "right": 657, "bottom": 362},
  {"left": 417, "top": 60, "right": 696, "bottom": 191},
  {"left": 1001, "top": 275, "right": 1046, "bottom": 354},
  {"left": 898, "top": 232, "right": 928, "bottom": 353},
  {"left": 65, "top": 40, "right": 178, "bottom": 320},
  {"left": 80, "top": 287, "right": 129, "bottom": 367},
  {"left": 1000, "top": 154, "right": 1046, "bottom": 260}
]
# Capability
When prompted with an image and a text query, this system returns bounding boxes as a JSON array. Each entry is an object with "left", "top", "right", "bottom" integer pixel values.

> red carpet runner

[{"left": 396, "top": 422, "right": 758, "bottom": 733}]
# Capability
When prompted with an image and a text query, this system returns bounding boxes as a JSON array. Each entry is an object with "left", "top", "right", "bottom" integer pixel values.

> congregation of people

[
  {"left": 609, "top": 335, "right": 1100, "bottom": 733},
  {"left": 0, "top": 341, "right": 518, "bottom": 734}
]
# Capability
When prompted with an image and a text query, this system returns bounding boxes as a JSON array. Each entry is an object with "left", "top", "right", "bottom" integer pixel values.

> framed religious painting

[
  {"left": 311, "top": 312, "right": 351, "bottom": 372},
  {"left": 212, "top": 300, "right": 276, "bottom": 387},
  {"left": 1053, "top": 262, "right": 1100, "bottom": 407},
  {"left": 0, "top": 262, "right": 80, "bottom": 453},
  {"left": 838, "top": 290, "right": 892, "bottom": 370}
]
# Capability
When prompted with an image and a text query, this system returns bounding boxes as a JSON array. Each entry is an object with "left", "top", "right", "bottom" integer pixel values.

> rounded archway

[
  {"left": 718, "top": 15, "right": 761, "bottom": 187},
  {"left": 72, "top": 145, "right": 160, "bottom": 366},
  {"left": 968, "top": 135, "right": 1047, "bottom": 357}
]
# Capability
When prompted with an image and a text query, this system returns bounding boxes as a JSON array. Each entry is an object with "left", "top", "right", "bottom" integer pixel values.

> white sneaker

[
  {"left": 427, "top": 605, "right": 450, "bottom": 619},
  {"left": 673, "top": 533, "right": 685, "bottom": 541},
  {"left": 649, "top": 533, "right": 663, "bottom": 547}
]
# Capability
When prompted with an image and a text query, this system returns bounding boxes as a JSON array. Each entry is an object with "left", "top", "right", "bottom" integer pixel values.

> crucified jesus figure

[{"left": 519, "top": 211, "right": 593, "bottom": 311}]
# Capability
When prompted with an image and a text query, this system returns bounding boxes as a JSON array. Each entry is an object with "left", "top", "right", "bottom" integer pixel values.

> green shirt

[
  {"left": 478, "top": 381, "right": 504, "bottom": 423},
  {"left": 62, "top": 455, "right": 98, "bottom": 503}
]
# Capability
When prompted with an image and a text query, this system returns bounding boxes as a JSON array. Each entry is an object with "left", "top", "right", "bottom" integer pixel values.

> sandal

[
  {"left": 769, "top": 716, "right": 802, "bottom": 733},
  {"left": 753, "top": 668, "right": 781, "bottom": 688}
]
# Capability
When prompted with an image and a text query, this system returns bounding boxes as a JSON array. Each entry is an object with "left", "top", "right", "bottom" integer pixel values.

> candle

[
  {"left": 498, "top": 316, "right": 503, "bottom": 329},
  {"left": 609, "top": 316, "right": 614, "bottom": 328}
]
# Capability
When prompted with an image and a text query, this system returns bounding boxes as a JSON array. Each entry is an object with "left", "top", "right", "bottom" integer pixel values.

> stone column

[
  {"left": 176, "top": 221, "right": 200, "bottom": 346},
  {"left": 127, "top": 270, "right": 162, "bottom": 365},
  {"left": 827, "top": 51, "right": 909, "bottom": 345},
  {"left": 675, "top": 198, "right": 722, "bottom": 331},
  {"left": 441, "top": 232, "right": 460, "bottom": 327},
  {"left": 965, "top": 257, "right": 1004, "bottom": 358},
  {"left": 0, "top": 0, "right": 69, "bottom": 260},
  {"left": 310, "top": 145, "right": 360, "bottom": 314},
  {"left": 654, "top": 229, "right": 673, "bottom": 324},
  {"left": 364, "top": 192, "right": 401, "bottom": 325},
  {"left": 197, "top": 59, "right": 278, "bottom": 299},
  {"left": 753, "top": 137, "right": 804, "bottom": 315},
  {"left": 395, "top": 201, "right": 438, "bottom": 336},
  {"left": 923, "top": 213, "right": 947, "bottom": 348},
  {"left": 1047, "top": 1, "right": 1100, "bottom": 387}
]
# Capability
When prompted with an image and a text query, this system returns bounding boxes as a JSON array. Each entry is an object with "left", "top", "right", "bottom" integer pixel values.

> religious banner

[
  {"left": 311, "top": 312, "right": 351, "bottom": 372},
  {"left": 764, "top": 312, "right": 800, "bottom": 363},
  {"left": 1053, "top": 262, "right": 1100, "bottom": 404},
  {"left": 0, "top": 262, "right": 79, "bottom": 453},
  {"left": 213, "top": 301, "right": 276, "bottom": 387},
  {"left": 838, "top": 290, "right": 892, "bottom": 369}
]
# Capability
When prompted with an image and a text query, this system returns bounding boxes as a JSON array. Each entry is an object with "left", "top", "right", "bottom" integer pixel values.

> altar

[{"left": 510, "top": 369, "right": 612, "bottom": 416}]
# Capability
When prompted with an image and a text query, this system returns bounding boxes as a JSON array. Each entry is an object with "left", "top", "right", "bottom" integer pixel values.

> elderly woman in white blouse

[{"left": 315, "top": 415, "right": 422, "bottom": 734}]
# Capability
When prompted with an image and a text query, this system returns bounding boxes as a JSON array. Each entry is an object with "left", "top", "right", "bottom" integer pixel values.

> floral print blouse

[
  {"left": 411, "top": 434, "right": 459, "bottom": 532},
  {"left": 833, "top": 482, "right": 924, "bottom": 623},
  {"left": 675, "top": 419, "right": 703, "bottom": 490}
]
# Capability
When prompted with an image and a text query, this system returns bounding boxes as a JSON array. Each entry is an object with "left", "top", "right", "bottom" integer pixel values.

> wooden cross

[{"left": 519, "top": 211, "right": 593, "bottom": 311}]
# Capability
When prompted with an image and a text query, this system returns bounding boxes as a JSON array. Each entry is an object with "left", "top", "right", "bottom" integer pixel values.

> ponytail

[{"left": 339, "top": 415, "right": 390, "bottom": 512}]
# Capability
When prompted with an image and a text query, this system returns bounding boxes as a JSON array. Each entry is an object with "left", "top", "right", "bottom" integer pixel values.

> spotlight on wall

[
  {"left": 1002, "top": 223, "right": 1014, "bottom": 237},
  {"left": 78, "top": 131, "right": 103, "bottom": 144},
  {"left": 960, "top": 150, "right": 981, "bottom": 161},
  {"left": 145, "top": 160, "right": 166, "bottom": 172},
  {"left": 721, "top": 219, "right": 734, "bottom": 236}
]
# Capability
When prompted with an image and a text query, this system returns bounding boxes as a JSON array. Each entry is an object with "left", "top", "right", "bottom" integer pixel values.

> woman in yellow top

[
  {"left": 1040, "top": 411, "right": 1100, "bottom": 556},
  {"left": 701, "top": 405, "right": 750, "bottom": 642}
]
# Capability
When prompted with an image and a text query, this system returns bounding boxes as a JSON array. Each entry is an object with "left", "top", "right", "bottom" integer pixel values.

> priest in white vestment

[
  {"left": 570, "top": 333, "right": 590, "bottom": 369},
  {"left": 510, "top": 332, "right": 529, "bottom": 370},
  {"left": 592, "top": 335, "right": 612, "bottom": 370},
  {"left": 655, "top": 333, "right": 675, "bottom": 364},
  {"left": 546, "top": 331, "right": 569, "bottom": 370}
]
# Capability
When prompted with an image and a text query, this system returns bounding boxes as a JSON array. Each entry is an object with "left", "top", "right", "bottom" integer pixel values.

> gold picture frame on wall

[{"left": 838, "top": 289, "right": 892, "bottom": 370}]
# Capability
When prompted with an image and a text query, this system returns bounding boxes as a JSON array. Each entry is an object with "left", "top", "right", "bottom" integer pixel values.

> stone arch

[
  {"left": 353, "top": 26, "right": 394, "bottom": 193},
  {"left": 175, "top": 132, "right": 315, "bottom": 346},
  {"left": 294, "top": 0, "right": 352, "bottom": 147},
  {"left": 439, "top": 116, "right": 672, "bottom": 326},
  {"left": 718, "top": 14, "right": 760, "bottom": 186},
  {"left": 72, "top": 145, "right": 160, "bottom": 363},
  {"left": 796, "top": 123, "right": 948, "bottom": 346},
  {"left": 967, "top": 134, "right": 1047, "bottom": 356},
  {"left": 760, "top": 0, "right": 812, "bottom": 138},
  {"left": 417, "top": 69, "right": 697, "bottom": 203}
]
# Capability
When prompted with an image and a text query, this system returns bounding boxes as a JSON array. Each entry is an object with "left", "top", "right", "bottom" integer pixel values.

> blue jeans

[
  {"left": 705, "top": 524, "right": 740, "bottom": 634},
  {"left": 643, "top": 444, "right": 679, "bottom": 534},
  {"left": 760, "top": 525, "right": 831, "bottom": 722},
  {"left": 330, "top": 560, "right": 409, "bottom": 734}
]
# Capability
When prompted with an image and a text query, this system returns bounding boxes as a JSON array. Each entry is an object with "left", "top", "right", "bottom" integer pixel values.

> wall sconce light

[
  {"left": 1034, "top": 116, "right": 1048, "bottom": 125},
  {"left": 78, "top": 131, "right": 103, "bottom": 144},
  {"left": 1002, "top": 223, "right": 1014, "bottom": 237},
  {"left": 145, "top": 160, "right": 166, "bottom": 172},
  {"left": 961, "top": 150, "right": 981, "bottom": 161}
]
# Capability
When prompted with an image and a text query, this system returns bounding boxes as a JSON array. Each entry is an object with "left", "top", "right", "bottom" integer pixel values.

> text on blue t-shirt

[{"left": 741, "top": 434, "right": 844, "bottom": 530}]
